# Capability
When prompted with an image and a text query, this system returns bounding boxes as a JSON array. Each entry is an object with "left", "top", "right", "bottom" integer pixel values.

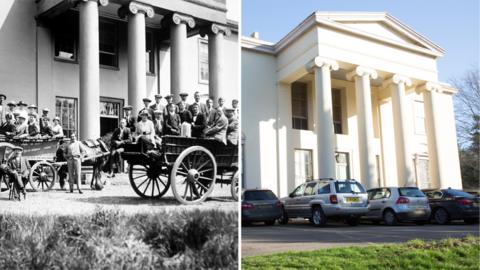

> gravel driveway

[{"left": 0, "top": 173, "right": 237, "bottom": 216}]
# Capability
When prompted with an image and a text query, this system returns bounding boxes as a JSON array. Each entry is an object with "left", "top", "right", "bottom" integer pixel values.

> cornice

[{"left": 241, "top": 36, "right": 275, "bottom": 55}]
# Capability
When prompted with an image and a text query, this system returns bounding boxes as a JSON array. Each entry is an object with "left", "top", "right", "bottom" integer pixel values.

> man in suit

[
  {"left": 189, "top": 91, "right": 208, "bottom": 116},
  {"left": 178, "top": 92, "right": 190, "bottom": 110},
  {"left": 163, "top": 95, "right": 179, "bottom": 115},
  {"left": 108, "top": 118, "right": 132, "bottom": 178},
  {"left": 205, "top": 98, "right": 214, "bottom": 120},
  {"left": 164, "top": 104, "right": 181, "bottom": 135},
  {"left": 225, "top": 108, "right": 239, "bottom": 145},
  {"left": 64, "top": 132, "right": 87, "bottom": 193},
  {"left": 123, "top": 105, "right": 136, "bottom": 133},
  {"left": 6, "top": 146, "right": 30, "bottom": 199},
  {"left": 149, "top": 94, "right": 163, "bottom": 119},
  {"left": 190, "top": 103, "right": 206, "bottom": 138},
  {"left": 5, "top": 101, "right": 15, "bottom": 123},
  {"left": 138, "top": 98, "right": 153, "bottom": 121},
  {"left": 152, "top": 110, "right": 163, "bottom": 148},
  {"left": 0, "top": 114, "right": 16, "bottom": 137},
  {"left": 27, "top": 113, "right": 40, "bottom": 137},
  {"left": 204, "top": 108, "right": 228, "bottom": 144},
  {"left": 39, "top": 108, "right": 50, "bottom": 132}
]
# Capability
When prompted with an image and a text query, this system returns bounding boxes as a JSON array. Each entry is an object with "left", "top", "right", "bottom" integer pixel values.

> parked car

[
  {"left": 279, "top": 179, "right": 369, "bottom": 226},
  {"left": 241, "top": 189, "right": 283, "bottom": 225},
  {"left": 364, "top": 187, "right": 431, "bottom": 225},
  {"left": 423, "top": 188, "right": 480, "bottom": 225}
]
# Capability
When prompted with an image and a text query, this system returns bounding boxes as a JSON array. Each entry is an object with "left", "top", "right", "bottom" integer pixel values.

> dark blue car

[
  {"left": 242, "top": 189, "right": 283, "bottom": 226},
  {"left": 423, "top": 188, "right": 479, "bottom": 224}
]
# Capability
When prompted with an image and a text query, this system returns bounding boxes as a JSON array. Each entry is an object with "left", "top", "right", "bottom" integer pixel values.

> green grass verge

[
  {"left": 242, "top": 236, "right": 480, "bottom": 270},
  {"left": 0, "top": 207, "right": 237, "bottom": 269}
]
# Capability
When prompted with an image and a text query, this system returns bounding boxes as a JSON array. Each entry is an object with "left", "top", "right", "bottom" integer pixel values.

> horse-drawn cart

[
  {"left": 122, "top": 135, "right": 239, "bottom": 204},
  {"left": 0, "top": 137, "right": 110, "bottom": 192}
]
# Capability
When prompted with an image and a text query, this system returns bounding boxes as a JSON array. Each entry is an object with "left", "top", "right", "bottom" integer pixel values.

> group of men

[
  {"left": 108, "top": 91, "right": 239, "bottom": 177},
  {"left": 0, "top": 94, "right": 64, "bottom": 139}
]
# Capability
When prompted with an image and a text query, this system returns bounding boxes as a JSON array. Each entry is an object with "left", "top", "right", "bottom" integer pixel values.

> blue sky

[{"left": 241, "top": 0, "right": 479, "bottom": 83}]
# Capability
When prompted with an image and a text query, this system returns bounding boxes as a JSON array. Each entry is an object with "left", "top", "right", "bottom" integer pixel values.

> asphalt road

[{"left": 242, "top": 219, "right": 480, "bottom": 257}]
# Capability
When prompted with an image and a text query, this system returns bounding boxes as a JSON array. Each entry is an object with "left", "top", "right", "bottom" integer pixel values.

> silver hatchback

[
  {"left": 364, "top": 187, "right": 431, "bottom": 225},
  {"left": 279, "top": 179, "right": 369, "bottom": 226}
]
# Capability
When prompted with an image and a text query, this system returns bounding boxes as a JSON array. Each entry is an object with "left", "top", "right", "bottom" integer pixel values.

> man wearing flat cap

[
  {"left": 149, "top": 94, "right": 164, "bottom": 119},
  {"left": 138, "top": 98, "right": 153, "bottom": 121},
  {"left": 6, "top": 146, "right": 29, "bottom": 199},
  {"left": 123, "top": 105, "right": 136, "bottom": 133},
  {"left": 177, "top": 92, "right": 190, "bottom": 110},
  {"left": 15, "top": 101, "right": 28, "bottom": 122},
  {"left": 163, "top": 95, "right": 179, "bottom": 116},
  {"left": 27, "top": 104, "right": 38, "bottom": 115},
  {"left": 5, "top": 101, "right": 16, "bottom": 123}
]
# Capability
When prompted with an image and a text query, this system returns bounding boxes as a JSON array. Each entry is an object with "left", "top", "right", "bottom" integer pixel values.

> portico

[
  {"left": 242, "top": 12, "right": 462, "bottom": 196},
  {"left": 32, "top": 0, "right": 237, "bottom": 139}
]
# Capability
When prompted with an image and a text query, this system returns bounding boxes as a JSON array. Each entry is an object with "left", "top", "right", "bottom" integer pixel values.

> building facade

[
  {"left": 0, "top": 0, "right": 238, "bottom": 139},
  {"left": 242, "top": 12, "right": 462, "bottom": 197}
]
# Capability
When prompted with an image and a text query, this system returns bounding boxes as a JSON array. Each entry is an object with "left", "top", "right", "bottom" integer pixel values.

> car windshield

[
  {"left": 445, "top": 189, "right": 475, "bottom": 198},
  {"left": 399, "top": 188, "right": 425, "bottom": 197},
  {"left": 244, "top": 190, "right": 278, "bottom": 201},
  {"left": 335, "top": 181, "right": 366, "bottom": 194}
]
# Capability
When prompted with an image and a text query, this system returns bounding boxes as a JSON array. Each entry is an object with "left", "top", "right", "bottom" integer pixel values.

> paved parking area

[{"left": 242, "top": 219, "right": 480, "bottom": 257}]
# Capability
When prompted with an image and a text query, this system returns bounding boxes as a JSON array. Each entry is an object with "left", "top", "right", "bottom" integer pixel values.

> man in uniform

[
  {"left": 204, "top": 108, "right": 228, "bottom": 144},
  {"left": 163, "top": 95, "right": 178, "bottom": 115},
  {"left": 149, "top": 94, "right": 164, "bottom": 119},
  {"left": 178, "top": 92, "right": 190, "bottom": 110},
  {"left": 64, "top": 132, "right": 86, "bottom": 193},
  {"left": 138, "top": 98, "right": 153, "bottom": 121},
  {"left": 123, "top": 105, "right": 136, "bottom": 133},
  {"left": 189, "top": 91, "right": 208, "bottom": 116},
  {"left": 225, "top": 108, "right": 239, "bottom": 145},
  {"left": 109, "top": 118, "right": 132, "bottom": 178}
]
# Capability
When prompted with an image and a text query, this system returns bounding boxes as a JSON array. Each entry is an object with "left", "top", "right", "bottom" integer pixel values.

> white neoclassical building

[
  {"left": 242, "top": 12, "right": 462, "bottom": 196},
  {"left": 0, "top": 0, "right": 238, "bottom": 139}
]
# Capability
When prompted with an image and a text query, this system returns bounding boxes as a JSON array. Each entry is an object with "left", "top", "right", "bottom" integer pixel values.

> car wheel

[
  {"left": 346, "top": 217, "right": 359, "bottom": 226},
  {"left": 311, "top": 206, "right": 326, "bottom": 227},
  {"left": 265, "top": 220, "right": 275, "bottom": 226},
  {"left": 433, "top": 208, "right": 449, "bottom": 225},
  {"left": 464, "top": 218, "right": 478, "bottom": 225},
  {"left": 383, "top": 209, "right": 398, "bottom": 226},
  {"left": 278, "top": 208, "right": 289, "bottom": 225}
]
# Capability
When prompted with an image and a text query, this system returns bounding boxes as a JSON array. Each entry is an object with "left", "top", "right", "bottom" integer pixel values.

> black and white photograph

[{"left": 0, "top": 0, "right": 239, "bottom": 269}]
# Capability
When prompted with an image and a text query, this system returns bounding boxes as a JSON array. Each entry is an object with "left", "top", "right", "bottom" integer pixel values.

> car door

[
  {"left": 283, "top": 184, "right": 305, "bottom": 217},
  {"left": 368, "top": 188, "right": 390, "bottom": 219},
  {"left": 298, "top": 182, "right": 318, "bottom": 218}
]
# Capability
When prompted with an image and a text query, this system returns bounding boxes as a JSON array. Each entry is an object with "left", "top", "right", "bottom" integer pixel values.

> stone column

[
  {"left": 120, "top": 2, "right": 154, "bottom": 114},
  {"left": 208, "top": 24, "right": 231, "bottom": 107},
  {"left": 383, "top": 75, "right": 415, "bottom": 186},
  {"left": 78, "top": 0, "right": 107, "bottom": 140},
  {"left": 418, "top": 82, "right": 443, "bottom": 187},
  {"left": 170, "top": 13, "right": 195, "bottom": 103},
  {"left": 347, "top": 66, "right": 377, "bottom": 189},
  {"left": 306, "top": 57, "right": 339, "bottom": 179}
]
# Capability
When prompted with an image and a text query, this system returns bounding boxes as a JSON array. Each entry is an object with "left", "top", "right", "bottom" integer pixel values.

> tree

[{"left": 452, "top": 69, "right": 480, "bottom": 189}]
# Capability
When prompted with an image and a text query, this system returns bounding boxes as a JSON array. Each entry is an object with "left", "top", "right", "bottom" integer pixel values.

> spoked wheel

[
  {"left": 29, "top": 161, "right": 56, "bottom": 191},
  {"left": 129, "top": 163, "right": 170, "bottom": 199},
  {"left": 230, "top": 171, "right": 239, "bottom": 201},
  {"left": 170, "top": 146, "right": 217, "bottom": 205}
]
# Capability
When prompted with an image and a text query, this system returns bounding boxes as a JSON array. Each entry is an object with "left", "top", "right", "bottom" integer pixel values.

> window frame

[
  {"left": 53, "top": 11, "right": 79, "bottom": 64},
  {"left": 291, "top": 82, "right": 309, "bottom": 130},
  {"left": 55, "top": 96, "right": 78, "bottom": 138},
  {"left": 145, "top": 29, "right": 156, "bottom": 75},
  {"left": 332, "top": 88, "right": 343, "bottom": 134},
  {"left": 99, "top": 18, "right": 119, "bottom": 69},
  {"left": 198, "top": 38, "right": 209, "bottom": 84},
  {"left": 294, "top": 149, "right": 313, "bottom": 184}
]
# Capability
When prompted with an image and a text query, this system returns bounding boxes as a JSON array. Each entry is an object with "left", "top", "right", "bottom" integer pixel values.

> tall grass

[{"left": 0, "top": 208, "right": 238, "bottom": 269}]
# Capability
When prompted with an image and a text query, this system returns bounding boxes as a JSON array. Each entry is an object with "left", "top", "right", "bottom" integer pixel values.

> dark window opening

[{"left": 292, "top": 82, "right": 308, "bottom": 130}]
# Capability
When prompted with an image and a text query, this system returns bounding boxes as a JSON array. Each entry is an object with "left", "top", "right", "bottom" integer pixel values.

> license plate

[
  {"left": 346, "top": 197, "right": 360, "bottom": 203},
  {"left": 257, "top": 204, "right": 271, "bottom": 209}
]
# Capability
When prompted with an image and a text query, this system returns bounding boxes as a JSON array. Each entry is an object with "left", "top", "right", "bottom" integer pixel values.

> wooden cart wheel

[
  {"left": 129, "top": 163, "right": 170, "bottom": 198},
  {"left": 230, "top": 171, "right": 239, "bottom": 201},
  {"left": 170, "top": 146, "right": 217, "bottom": 204},
  {"left": 29, "top": 161, "right": 56, "bottom": 191}
]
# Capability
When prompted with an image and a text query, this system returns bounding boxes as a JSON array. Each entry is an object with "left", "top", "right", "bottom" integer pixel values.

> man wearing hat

[
  {"left": 0, "top": 114, "right": 16, "bottom": 137},
  {"left": 149, "top": 94, "right": 164, "bottom": 118},
  {"left": 137, "top": 98, "right": 153, "bottom": 121},
  {"left": 28, "top": 104, "right": 38, "bottom": 115},
  {"left": 5, "top": 101, "right": 16, "bottom": 122},
  {"left": 177, "top": 92, "right": 190, "bottom": 110},
  {"left": 15, "top": 101, "right": 28, "bottom": 122},
  {"left": 64, "top": 132, "right": 86, "bottom": 193},
  {"left": 189, "top": 91, "right": 208, "bottom": 116},
  {"left": 163, "top": 95, "right": 178, "bottom": 116},
  {"left": 123, "top": 105, "right": 136, "bottom": 133},
  {"left": 39, "top": 108, "right": 50, "bottom": 132},
  {"left": 6, "top": 146, "right": 29, "bottom": 199},
  {"left": 225, "top": 107, "right": 239, "bottom": 145},
  {"left": 109, "top": 118, "right": 132, "bottom": 178}
]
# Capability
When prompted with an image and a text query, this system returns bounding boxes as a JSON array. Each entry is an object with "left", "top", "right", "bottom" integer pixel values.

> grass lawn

[
  {"left": 242, "top": 236, "right": 480, "bottom": 270},
  {"left": 0, "top": 208, "right": 237, "bottom": 269}
]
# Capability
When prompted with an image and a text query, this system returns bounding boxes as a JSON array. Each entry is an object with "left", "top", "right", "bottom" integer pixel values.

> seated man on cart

[
  {"left": 108, "top": 118, "right": 132, "bottom": 178},
  {"left": 225, "top": 107, "right": 239, "bottom": 145},
  {"left": 204, "top": 107, "right": 228, "bottom": 145},
  {"left": 1, "top": 146, "right": 29, "bottom": 199}
]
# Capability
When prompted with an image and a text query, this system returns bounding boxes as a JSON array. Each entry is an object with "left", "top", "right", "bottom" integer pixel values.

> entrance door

[{"left": 100, "top": 97, "right": 124, "bottom": 137}]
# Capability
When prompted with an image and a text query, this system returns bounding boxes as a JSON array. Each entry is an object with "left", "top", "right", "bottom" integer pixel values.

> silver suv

[
  {"left": 279, "top": 179, "right": 369, "bottom": 226},
  {"left": 363, "top": 187, "right": 431, "bottom": 225}
]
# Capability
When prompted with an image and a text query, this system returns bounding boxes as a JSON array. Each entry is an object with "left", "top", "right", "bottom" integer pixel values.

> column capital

[
  {"left": 382, "top": 74, "right": 412, "bottom": 89},
  {"left": 78, "top": 0, "right": 108, "bottom": 6},
  {"left": 211, "top": 23, "right": 232, "bottom": 36},
  {"left": 416, "top": 82, "right": 442, "bottom": 94},
  {"left": 306, "top": 56, "right": 339, "bottom": 73},
  {"left": 171, "top": 13, "right": 196, "bottom": 28},
  {"left": 118, "top": 1, "right": 154, "bottom": 18},
  {"left": 346, "top": 66, "right": 378, "bottom": 81}
]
